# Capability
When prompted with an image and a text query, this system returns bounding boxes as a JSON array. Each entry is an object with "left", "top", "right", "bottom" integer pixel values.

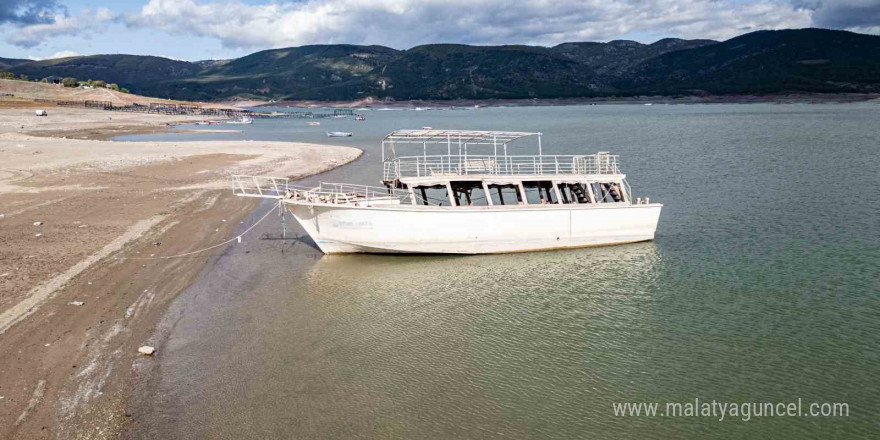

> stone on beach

[
  {"left": 68, "top": 301, "right": 85, "bottom": 306},
  {"left": 138, "top": 346, "right": 156, "bottom": 356}
]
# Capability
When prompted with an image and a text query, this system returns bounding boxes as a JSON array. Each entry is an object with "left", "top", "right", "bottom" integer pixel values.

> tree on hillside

[
  {"left": 0, "top": 70, "right": 14, "bottom": 79},
  {"left": 92, "top": 80, "right": 106, "bottom": 88},
  {"left": 107, "top": 83, "right": 120, "bottom": 91},
  {"left": 61, "top": 77, "right": 78, "bottom": 87},
  {"left": 19, "top": 74, "right": 28, "bottom": 81},
  {"left": 121, "top": 88, "right": 130, "bottom": 94}
]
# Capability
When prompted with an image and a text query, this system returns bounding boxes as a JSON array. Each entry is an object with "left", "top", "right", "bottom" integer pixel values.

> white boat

[
  {"left": 307, "top": 121, "right": 322, "bottom": 126},
  {"left": 326, "top": 131, "right": 353, "bottom": 137},
  {"left": 226, "top": 116, "right": 253, "bottom": 124},
  {"left": 233, "top": 130, "right": 662, "bottom": 254},
  {"left": 355, "top": 115, "right": 366, "bottom": 121}
]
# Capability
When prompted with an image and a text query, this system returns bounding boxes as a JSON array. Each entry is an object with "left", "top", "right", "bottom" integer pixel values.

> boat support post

[{"left": 279, "top": 199, "right": 286, "bottom": 252}]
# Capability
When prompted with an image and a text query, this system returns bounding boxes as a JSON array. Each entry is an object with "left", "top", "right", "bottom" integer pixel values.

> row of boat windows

[{"left": 410, "top": 181, "right": 625, "bottom": 206}]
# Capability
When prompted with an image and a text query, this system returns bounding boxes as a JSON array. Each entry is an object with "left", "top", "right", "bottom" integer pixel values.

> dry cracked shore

[{"left": 0, "top": 105, "right": 361, "bottom": 439}]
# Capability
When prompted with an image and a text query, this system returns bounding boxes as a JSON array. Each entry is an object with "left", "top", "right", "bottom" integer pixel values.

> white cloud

[
  {"left": 7, "top": 8, "right": 115, "bottom": 48},
  {"left": 27, "top": 50, "right": 80, "bottom": 61},
  {"left": 792, "top": 0, "right": 880, "bottom": 34},
  {"left": 124, "top": 0, "right": 813, "bottom": 50}
]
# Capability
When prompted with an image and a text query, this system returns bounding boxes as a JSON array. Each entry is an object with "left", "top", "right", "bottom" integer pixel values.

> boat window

[
  {"left": 556, "top": 184, "right": 570, "bottom": 204},
  {"left": 591, "top": 182, "right": 624, "bottom": 203},
  {"left": 522, "top": 181, "right": 558, "bottom": 204},
  {"left": 450, "top": 181, "right": 490, "bottom": 206},
  {"left": 487, "top": 184, "right": 522, "bottom": 206},
  {"left": 413, "top": 185, "right": 452, "bottom": 206},
  {"left": 563, "top": 183, "right": 592, "bottom": 203}
]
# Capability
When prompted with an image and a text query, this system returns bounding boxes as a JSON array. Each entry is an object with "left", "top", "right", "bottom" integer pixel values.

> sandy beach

[{"left": 0, "top": 101, "right": 361, "bottom": 439}]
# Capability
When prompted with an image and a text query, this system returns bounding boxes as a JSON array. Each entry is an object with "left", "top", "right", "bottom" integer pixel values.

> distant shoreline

[{"left": 258, "top": 93, "right": 880, "bottom": 109}]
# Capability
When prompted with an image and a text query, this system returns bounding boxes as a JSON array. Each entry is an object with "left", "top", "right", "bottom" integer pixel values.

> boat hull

[{"left": 286, "top": 202, "right": 662, "bottom": 254}]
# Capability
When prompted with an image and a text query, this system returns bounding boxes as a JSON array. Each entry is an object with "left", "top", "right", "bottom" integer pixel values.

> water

[{"left": 124, "top": 104, "right": 880, "bottom": 439}]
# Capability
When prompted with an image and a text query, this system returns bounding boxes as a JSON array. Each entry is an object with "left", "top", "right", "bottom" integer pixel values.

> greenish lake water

[{"left": 123, "top": 103, "right": 879, "bottom": 439}]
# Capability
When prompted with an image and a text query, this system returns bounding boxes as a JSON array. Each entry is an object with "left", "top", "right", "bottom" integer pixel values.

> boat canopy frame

[{"left": 382, "top": 130, "right": 543, "bottom": 162}]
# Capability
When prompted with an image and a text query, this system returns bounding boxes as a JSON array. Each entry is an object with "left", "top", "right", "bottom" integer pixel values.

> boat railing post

[
  {"left": 458, "top": 135, "right": 462, "bottom": 174},
  {"left": 538, "top": 134, "right": 543, "bottom": 172},
  {"left": 464, "top": 142, "right": 468, "bottom": 175}
]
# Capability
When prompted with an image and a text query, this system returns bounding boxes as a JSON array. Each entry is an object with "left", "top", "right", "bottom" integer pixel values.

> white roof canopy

[
  {"left": 382, "top": 130, "right": 543, "bottom": 162},
  {"left": 383, "top": 130, "right": 541, "bottom": 145}
]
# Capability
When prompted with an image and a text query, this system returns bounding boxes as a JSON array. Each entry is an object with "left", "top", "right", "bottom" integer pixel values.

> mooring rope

[{"left": 114, "top": 201, "right": 281, "bottom": 260}]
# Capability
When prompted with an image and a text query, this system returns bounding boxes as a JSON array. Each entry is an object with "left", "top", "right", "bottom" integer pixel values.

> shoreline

[
  {"left": 258, "top": 92, "right": 880, "bottom": 109},
  {"left": 0, "top": 104, "right": 362, "bottom": 439}
]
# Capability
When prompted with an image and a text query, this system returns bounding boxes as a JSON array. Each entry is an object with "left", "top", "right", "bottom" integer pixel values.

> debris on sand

[
  {"left": 33, "top": 221, "right": 43, "bottom": 226},
  {"left": 68, "top": 301, "right": 85, "bottom": 306},
  {"left": 138, "top": 346, "right": 156, "bottom": 356}
]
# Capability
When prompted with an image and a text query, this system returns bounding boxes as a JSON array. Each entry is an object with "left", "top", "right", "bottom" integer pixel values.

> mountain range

[{"left": 3, "top": 28, "right": 879, "bottom": 102}]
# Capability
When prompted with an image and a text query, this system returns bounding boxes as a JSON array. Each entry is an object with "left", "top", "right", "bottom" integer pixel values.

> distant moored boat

[
  {"left": 326, "top": 131, "right": 352, "bottom": 137},
  {"left": 226, "top": 116, "right": 253, "bottom": 124}
]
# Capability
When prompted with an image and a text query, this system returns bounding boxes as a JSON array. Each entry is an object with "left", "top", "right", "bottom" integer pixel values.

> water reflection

[{"left": 275, "top": 243, "right": 664, "bottom": 438}]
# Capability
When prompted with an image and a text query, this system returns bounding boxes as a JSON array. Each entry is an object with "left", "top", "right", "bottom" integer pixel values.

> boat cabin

[{"left": 381, "top": 130, "right": 633, "bottom": 207}]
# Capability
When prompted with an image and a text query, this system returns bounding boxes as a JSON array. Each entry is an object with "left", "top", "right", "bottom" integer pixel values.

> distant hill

[
  {"left": 9, "top": 55, "right": 201, "bottom": 86},
  {"left": 0, "top": 57, "right": 29, "bottom": 69},
  {"left": 144, "top": 45, "right": 400, "bottom": 101},
  {"left": 551, "top": 38, "right": 717, "bottom": 76},
  {"left": 339, "top": 44, "right": 600, "bottom": 100},
  {"left": 5, "top": 28, "right": 880, "bottom": 100},
  {"left": 617, "top": 28, "right": 880, "bottom": 94}
]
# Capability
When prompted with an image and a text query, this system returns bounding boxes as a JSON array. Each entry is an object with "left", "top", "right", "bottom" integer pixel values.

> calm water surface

[{"left": 123, "top": 104, "right": 880, "bottom": 439}]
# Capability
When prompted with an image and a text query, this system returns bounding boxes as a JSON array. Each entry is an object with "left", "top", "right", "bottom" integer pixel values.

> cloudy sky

[{"left": 1, "top": 0, "right": 879, "bottom": 61}]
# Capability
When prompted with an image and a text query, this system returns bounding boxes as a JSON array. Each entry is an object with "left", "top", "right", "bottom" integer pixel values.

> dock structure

[{"left": 32, "top": 98, "right": 356, "bottom": 119}]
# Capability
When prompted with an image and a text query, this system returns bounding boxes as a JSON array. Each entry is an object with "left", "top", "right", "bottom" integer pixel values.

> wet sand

[{"left": 0, "top": 104, "right": 361, "bottom": 439}]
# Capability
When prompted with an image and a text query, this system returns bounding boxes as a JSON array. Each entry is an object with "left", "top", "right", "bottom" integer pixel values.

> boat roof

[{"left": 383, "top": 130, "right": 541, "bottom": 145}]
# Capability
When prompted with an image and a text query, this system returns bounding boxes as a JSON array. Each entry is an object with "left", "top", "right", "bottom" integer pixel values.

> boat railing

[
  {"left": 232, "top": 176, "right": 413, "bottom": 205},
  {"left": 232, "top": 175, "right": 289, "bottom": 199},
  {"left": 287, "top": 183, "right": 413, "bottom": 205},
  {"left": 383, "top": 153, "right": 621, "bottom": 180}
]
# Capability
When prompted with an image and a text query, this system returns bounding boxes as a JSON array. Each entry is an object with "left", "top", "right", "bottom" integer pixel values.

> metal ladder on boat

[{"left": 570, "top": 184, "right": 590, "bottom": 203}]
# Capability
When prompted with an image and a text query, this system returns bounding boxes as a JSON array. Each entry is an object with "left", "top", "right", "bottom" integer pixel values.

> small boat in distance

[
  {"left": 233, "top": 130, "right": 662, "bottom": 254},
  {"left": 421, "top": 126, "right": 433, "bottom": 130},
  {"left": 355, "top": 115, "right": 366, "bottom": 121},
  {"left": 307, "top": 121, "right": 321, "bottom": 126},
  {"left": 226, "top": 116, "right": 253, "bottom": 124},
  {"left": 326, "top": 131, "right": 353, "bottom": 137}
]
